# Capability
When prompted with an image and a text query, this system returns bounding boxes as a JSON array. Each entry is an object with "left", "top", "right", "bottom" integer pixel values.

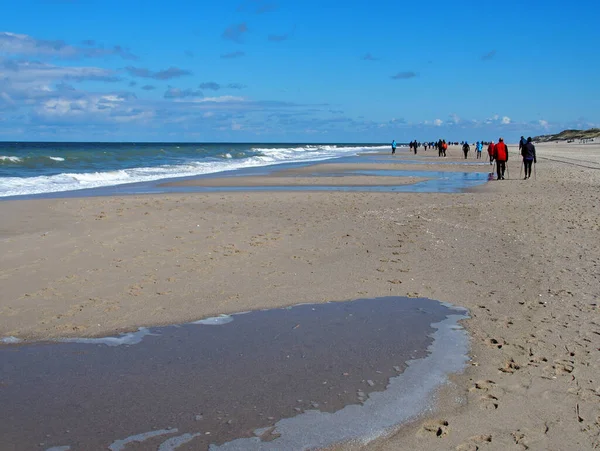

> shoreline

[
  {"left": 0, "top": 146, "right": 490, "bottom": 201},
  {"left": 1, "top": 143, "right": 599, "bottom": 449}
]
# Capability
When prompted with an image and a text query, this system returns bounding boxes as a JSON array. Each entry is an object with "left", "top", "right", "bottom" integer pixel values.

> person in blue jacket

[
  {"left": 391, "top": 140, "right": 397, "bottom": 155},
  {"left": 476, "top": 141, "right": 483, "bottom": 159}
]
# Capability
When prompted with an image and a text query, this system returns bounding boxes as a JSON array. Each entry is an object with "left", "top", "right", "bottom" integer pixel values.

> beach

[{"left": 1, "top": 143, "right": 599, "bottom": 449}]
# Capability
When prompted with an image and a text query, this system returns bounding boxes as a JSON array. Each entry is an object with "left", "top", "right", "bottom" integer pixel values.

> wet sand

[
  {"left": 160, "top": 175, "right": 429, "bottom": 187},
  {"left": 0, "top": 297, "right": 467, "bottom": 450},
  {"left": 1, "top": 143, "right": 599, "bottom": 449}
]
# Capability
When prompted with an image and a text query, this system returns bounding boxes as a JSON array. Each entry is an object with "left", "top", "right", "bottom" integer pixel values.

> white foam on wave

[
  {"left": 58, "top": 327, "right": 154, "bottom": 347},
  {"left": 1, "top": 336, "right": 23, "bottom": 344},
  {"left": 192, "top": 314, "right": 234, "bottom": 326},
  {"left": 0, "top": 155, "right": 22, "bottom": 162},
  {"left": 48, "top": 156, "right": 66, "bottom": 161},
  {"left": 67, "top": 170, "right": 129, "bottom": 183},
  {"left": 0, "top": 144, "right": 386, "bottom": 198}
]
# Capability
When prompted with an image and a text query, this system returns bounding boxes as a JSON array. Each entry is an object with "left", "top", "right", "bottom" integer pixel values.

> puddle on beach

[
  {"left": 355, "top": 157, "right": 490, "bottom": 166},
  {"left": 0, "top": 297, "right": 469, "bottom": 451},
  {"left": 152, "top": 170, "right": 488, "bottom": 195},
  {"left": 311, "top": 169, "right": 491, "bottom": 192}
]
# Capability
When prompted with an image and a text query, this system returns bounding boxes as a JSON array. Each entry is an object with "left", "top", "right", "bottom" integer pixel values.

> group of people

[
  {"left": 402, "top": 140, "right": 465, "bottom": 155},
  {"left": 485, "top": 136, "right": 537, "bottom": 180},
  {"left": 391, "top": 136, "right": 538, "bottom": 180},
  {"left": 461, "top": 141, "right": 484, "bottom": 159}
]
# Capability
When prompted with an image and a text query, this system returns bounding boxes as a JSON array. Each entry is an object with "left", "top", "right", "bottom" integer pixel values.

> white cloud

[
  {"left": 0, "top": 31, "right": 136, "bottom": 60},
  {"left": 178, "top": 95, "right": 246, "bottom": 104},
  {"left": 0, "top": 59, "right": 120, "bottom": 89},
  {"left": 433, "top": 118, "right": 443, "bottom": 126},
  {"left": 501, "top": 116, "right": 511, "bottom": 124},
  {"left": 538, "top": 119, "right": 549, "bottom": 128},
  {"left": 201, "top": 96, "right": 245, "bottom": 103},
  {"left": 485, "top": 114, "right": 500, "bottom": 124},
  {"left": 448, "top": 113, "right": 460, "bottom": 124},
  {"left": 33, "top": 93, "right": 152, "bottom": 124}
]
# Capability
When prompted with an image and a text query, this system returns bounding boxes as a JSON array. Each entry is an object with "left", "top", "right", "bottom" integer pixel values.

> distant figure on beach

[
  {"left": 442, "top": 140, "right": 448, "bottom": 157},
  {"left": 413, "top": 139, "right": 418, "bottom": 154},
  {"left": 519, "top": 136, "right": 527, "bottom": 154},
  {"left": 462, "top": 142, "right": 470, "bottom": 159},
  {"left": 521, "top": 137, "right": 537, "bottom": 179},
  {"left": 391, "top": 140, "right": 397, "bottom": 155},
  {"left": 476, "top": 141, "right": 483, "bottom": 159},
  {"left": 493, "top": 138, "right": 508, "bottom": 180},
  {"left": 487, "top": 140, "right": 495, "bottom": 165}
]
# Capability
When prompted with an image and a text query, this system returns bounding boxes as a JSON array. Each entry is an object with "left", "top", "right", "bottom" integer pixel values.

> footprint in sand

[
  {"left": 456, "top": 434, "right": 492, "bottom": 451},
  {"left": 499, "top": 358, "right": 521, "bottom": 374},
  {"left": 419, "top": 420, "right": 449, "bottom": 438},
  {"left": 470, "top": 380, "right": 497, "bottom": 392},
  {"left": 553, "top": 359, "right": 575, "bottom": 375},
  {"left": 486, "top": 338, "right": 506, "bottom": 349},
  {"left": 479, "top": 394, "right": 499, "bottom": 410}
]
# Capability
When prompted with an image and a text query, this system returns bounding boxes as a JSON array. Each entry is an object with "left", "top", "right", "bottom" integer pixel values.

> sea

[{"left": 0, "top": 142, "right": 388, "bottom": 198}]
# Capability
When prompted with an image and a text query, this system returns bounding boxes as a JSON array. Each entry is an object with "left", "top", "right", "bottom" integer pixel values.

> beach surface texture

[{"left": 1, "top": 142, "right": 599, "bottom": 449}]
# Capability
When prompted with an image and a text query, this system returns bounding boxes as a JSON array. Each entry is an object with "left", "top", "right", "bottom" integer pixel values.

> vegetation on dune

[{"left": 533, "top": 128, "right": 600, "bottom": 142}]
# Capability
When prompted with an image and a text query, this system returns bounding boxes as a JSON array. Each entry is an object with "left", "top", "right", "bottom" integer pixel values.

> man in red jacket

[{"left": 493, "top": 138, "right": 508, "bottom": 180}]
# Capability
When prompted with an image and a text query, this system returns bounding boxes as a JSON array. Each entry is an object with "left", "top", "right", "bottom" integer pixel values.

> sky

[{"left": 1, "top": 0, "right": 599, "bottom": 143}]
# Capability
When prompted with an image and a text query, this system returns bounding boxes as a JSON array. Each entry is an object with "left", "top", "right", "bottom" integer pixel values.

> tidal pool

[{"left": 0, "top": 297, "right": 469, "bottom": 450}]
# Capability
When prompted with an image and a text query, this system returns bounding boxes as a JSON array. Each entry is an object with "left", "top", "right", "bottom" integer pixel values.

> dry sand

[{"left": 1, "top": 143, "right": 599, "bottom": 449}]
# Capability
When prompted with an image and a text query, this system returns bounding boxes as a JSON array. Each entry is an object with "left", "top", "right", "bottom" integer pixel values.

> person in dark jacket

[
  {"left": 519, "top": 136, "right": 526, "bottom": 153},
  {"left": 462, "top": 141, "right": 470, "bottom": 159},
  {"left": 521, "top": 137, "right": 537, "bottom": 179},
  {"left": 493, "top": 137, "right": 508, "bottom": 180}
]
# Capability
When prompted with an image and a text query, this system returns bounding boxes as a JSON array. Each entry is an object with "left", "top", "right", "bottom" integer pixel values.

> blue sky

[{"left": 1, "top": 0, "right": 599, "bottom": 142}]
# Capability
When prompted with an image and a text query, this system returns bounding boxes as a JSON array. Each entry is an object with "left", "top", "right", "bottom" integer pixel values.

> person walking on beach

[
  {"left": 391, "top": 140, "right": 397, "bottom": 155},
  {"left": 476, "top": 141, "right": 483, "bottom": 159},
  {"left": 462, "top": 141, "right": 470, "bottom": 159},
  {"left": 519, "top": 136, "right": 527, "bottom": 154},
  {"left": 521, "top": 137, "right": 537, "bottom": 179},
  {"left": 413, "top": 139, "right": 418, "bottom": 154},
  {"left": 493, "top": 137, "right": 508, "bottom": 180},
  {"left": 487, "top": 140, "right": 495, "bottom": 165}
]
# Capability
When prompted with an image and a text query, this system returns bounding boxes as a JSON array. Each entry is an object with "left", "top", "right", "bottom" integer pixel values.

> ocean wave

[
  {"left": 0, "top": 156, "right": 23, "bottom": 163},
  {"left": 250, "top": 144, "right": 383, "bottom": 153},
  {"left": 0, "top": 144, "right": 385, "bottom": 197},
  {"left": 0, "top": 155, "right": 66, "bottom": 164},
  {"left": 66, "top": 170, "right": 130, "bottom": 183}
]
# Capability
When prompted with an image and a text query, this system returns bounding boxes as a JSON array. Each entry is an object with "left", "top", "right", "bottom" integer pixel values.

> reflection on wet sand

[{"left": 1, "top": 297, "right": 469, "bottom": 451}]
